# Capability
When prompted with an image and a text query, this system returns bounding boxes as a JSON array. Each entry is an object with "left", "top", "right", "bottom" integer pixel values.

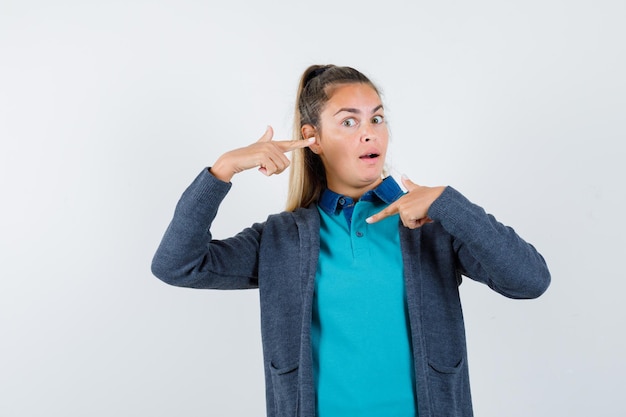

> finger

[
  {"left": 258, "top": 159, "right": 278, "bottom": 176},
  {"left": 256, "top": 126, "right": 274, "bottom": 143},
  {"left": 267, "top": 144, "right": 292, "bottom": 168},
  {"left": 270, "top": 152, "right": 291, "bottom": 174},
  {"left": 276, "top": 137, "right": 316, "bottom": 152},
  {"left": 258, "top": 151, "right": 290, "bottom": 176},
  {"left": 401, "top": 174, "right": 419, "bottom": 192},
  {"left": 366, "top": 202, "right": 399, "bottom": 224},
  {"left": 414, "top": 217, "right": 433, "bottom": 228}
]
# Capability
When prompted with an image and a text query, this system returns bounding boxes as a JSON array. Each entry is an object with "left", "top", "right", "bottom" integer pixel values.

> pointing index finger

[
  {"left": 276, "top": 137, "right": 316, "bottom": 152},
  {"left": 366, "top": 201, "right": 399, "bottom": 224}
]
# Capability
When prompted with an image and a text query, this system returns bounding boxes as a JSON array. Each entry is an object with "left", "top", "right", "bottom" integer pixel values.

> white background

[{"left": 1, "top": 0, "right": 624, "bottom": 416}]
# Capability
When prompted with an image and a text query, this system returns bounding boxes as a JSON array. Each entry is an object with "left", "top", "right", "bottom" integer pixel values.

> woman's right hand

[{"left": 210, "top": 126, "right": 315, "bottom": 182}]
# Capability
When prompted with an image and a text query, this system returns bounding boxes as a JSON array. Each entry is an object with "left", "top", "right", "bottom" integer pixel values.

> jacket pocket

[
  {"left": 269, "top": 362, "right": 299, "bottom": 417},
  {"left": 428, "top": 357, "right": 471, "bottom": 416},
  {"left": 428, "top": 357, "right": 463, "bottom": 374}
]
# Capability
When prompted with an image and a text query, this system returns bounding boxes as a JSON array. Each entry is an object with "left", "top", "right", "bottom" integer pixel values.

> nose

[{"left": 361, "top": 124, "right": 376, "bottom": 143}]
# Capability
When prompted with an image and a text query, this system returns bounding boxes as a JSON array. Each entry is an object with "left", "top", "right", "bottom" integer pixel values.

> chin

[{"left": 361, "top": 174, "right": 384, "bottom": 187}]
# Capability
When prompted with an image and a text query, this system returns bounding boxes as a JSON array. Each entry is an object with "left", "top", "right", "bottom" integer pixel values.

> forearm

[
  {"left": 428, "top": 187, "right": 551, "bottom": 299},
  {"left": 151, "top": 168, "right": 259, "bottom": 289}
]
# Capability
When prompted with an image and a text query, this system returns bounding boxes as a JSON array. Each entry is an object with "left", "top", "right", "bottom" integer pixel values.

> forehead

[{"left": 324, "top": 83, "right": 382, "bottom": 111}]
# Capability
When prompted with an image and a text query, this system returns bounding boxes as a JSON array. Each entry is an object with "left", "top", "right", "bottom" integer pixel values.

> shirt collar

[{"left": 318, "top": 176, "right": 405, "bottom": 216}]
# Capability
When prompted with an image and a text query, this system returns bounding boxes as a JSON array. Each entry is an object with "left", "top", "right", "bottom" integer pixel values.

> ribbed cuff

[{"left": 184, "top": 167, "right": 232, "bottom": 206}]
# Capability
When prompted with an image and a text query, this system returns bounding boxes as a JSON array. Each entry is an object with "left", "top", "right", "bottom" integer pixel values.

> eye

[
  {"left": 371, "top": 115, "right": 384, "bottom": 124},
  {"left": 342, "top": 118, "right": 357, "bottom": 127}
]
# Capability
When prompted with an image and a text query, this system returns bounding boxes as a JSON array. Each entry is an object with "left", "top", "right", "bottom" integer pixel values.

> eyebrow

[{"left": 334, "top": 104, "right": 384, "bottom": 116}]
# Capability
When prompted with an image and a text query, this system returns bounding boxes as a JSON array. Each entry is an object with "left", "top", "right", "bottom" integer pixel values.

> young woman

[{"left": 152, "top": 64, "right": 551, "bottom": 417}]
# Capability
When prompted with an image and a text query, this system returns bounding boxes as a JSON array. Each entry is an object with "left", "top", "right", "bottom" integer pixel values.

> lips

[{"left": 359, "top": 149, "right": 380, "bottom": 159}]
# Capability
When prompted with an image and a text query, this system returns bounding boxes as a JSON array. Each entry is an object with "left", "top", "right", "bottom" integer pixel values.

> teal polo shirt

[{"left": 311, "top": 177, "right": 417, "bottom": 417}]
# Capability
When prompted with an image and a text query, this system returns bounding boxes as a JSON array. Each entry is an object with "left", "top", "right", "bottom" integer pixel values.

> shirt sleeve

[
  {"left": 427, "top": 186, "right": 551, "bottom": 299},
  {"left": 151, "top": 168, "right": 262, "bottom": 289}
]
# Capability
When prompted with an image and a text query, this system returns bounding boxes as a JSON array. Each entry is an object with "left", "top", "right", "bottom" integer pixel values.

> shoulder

[
  {"left": 264, "top": 205, "right": 320, "bottom": 236},
  {"left": 268, "top": 205, "right": 318, "bottom": 221},
  {"left": 256, "top": 206, "right": 320, "bottom": 255}
]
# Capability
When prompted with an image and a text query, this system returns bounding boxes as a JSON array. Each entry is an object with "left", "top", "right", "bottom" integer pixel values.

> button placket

[{"left": 351, "top": 203, "right": 370, "bottom": 260}]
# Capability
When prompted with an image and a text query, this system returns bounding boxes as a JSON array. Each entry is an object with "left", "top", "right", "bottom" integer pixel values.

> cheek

[
  {"left": 379, "top": 130, "right": 390, "bottom": 149},
  {"left": 319, "top": 131, "right": 352, "bottom": 156},
  {"left": 323, "top": 143, "right": 349, "bottom": 164}
]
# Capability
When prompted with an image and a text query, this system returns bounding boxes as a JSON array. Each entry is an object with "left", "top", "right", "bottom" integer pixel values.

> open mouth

[{"left": 359, "top": 153, "right": 379, "bottom": 159}]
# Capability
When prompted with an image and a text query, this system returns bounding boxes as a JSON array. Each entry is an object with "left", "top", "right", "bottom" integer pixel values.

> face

[{"left": 305, "top": 83, "right": 389, "bottom": 199}]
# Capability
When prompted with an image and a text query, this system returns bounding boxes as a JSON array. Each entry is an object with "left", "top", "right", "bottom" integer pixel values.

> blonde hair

[{"left": 286, "top": 65, "right": 381, "bottom": 211}]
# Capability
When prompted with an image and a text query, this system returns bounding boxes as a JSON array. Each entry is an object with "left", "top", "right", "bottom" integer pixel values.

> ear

[
  {"left": 301, "top": 124, "right": 321, "bottom": 154},
  {"left": 301, "top": 124, "right": 316, "bottom": 140}
]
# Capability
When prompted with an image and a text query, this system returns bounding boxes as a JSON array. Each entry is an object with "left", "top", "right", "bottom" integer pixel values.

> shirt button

[
  {"left": 355, "top": 231, "right": 364, "bottom": 237},
  {"left": 338, "top": 197, "right": 346, "bottom": 205}
]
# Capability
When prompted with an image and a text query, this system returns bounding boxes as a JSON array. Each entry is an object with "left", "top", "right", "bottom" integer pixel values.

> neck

[{"left": 327, "top": 177, "right": 384, "bottom": 200}]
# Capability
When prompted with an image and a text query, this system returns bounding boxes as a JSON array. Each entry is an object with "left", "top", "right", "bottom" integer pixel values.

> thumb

[
  {"left": 401, "top": 174, "right": 419, "bottom": 191},
  {"left": 257, "top": 125, "right": 274, "bottom": 143}
]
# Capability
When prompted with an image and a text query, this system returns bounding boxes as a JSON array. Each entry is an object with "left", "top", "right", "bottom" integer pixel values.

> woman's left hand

[{"left": 366, "top": 176, "right": 446, "bottom": 229}]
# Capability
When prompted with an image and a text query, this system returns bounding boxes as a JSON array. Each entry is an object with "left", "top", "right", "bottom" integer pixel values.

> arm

[
  {"left": 367, "top": 176, "right": 550, "bottom": 299},
  {"left": 428, "top": 186, "right": 550, "bottom": 299},
  {"left": 151, "top": 168, "right": 263, "bottom": 289},
  {"left": 151, "top": 127, "right": 315, "bottom": 289}
]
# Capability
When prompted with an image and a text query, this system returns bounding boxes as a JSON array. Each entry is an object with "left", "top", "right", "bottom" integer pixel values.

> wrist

[{"left": 209, "top": 157, "right": 235, "bottom": 183}]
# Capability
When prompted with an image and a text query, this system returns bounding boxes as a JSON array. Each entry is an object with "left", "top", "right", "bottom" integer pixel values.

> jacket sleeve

[
  {"left": 151, "top": 168, "right": 261, "bottom": 289},
  {"left": 427, "top": 186, "right": 551, "bottom": 299}
]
